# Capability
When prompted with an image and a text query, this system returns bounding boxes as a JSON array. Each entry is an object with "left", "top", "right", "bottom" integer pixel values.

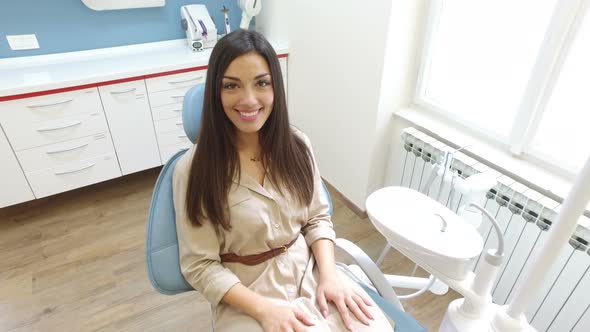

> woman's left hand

[{"left": 316, "top": 273, "right": 374, "bottom": 331}]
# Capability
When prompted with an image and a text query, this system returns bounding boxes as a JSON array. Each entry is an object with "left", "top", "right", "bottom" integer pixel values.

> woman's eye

[
  {"left": 257, "top": 80, "right": 271, "bottom": 87},
  {"left": 223, "top": 83, "right": 238, "bottom": 90}
]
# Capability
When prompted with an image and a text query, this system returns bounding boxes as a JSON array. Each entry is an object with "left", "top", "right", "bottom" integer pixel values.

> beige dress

[{"left": 173, "top": 132, "right": 394, "bottom": 332}]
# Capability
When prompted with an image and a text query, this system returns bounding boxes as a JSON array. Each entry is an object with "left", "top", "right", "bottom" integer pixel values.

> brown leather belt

[{"left": 220, "top": 237, "right": 298, "bottom": 266}]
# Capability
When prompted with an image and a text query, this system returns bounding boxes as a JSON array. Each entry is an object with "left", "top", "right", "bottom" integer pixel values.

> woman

[{"left": 173, "top": 30, "right": 394, "bottom": 332}]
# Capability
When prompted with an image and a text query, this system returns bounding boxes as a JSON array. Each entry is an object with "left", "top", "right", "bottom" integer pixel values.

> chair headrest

[{"left": 182, "top": 84, "right": 205, "bottom": 144}]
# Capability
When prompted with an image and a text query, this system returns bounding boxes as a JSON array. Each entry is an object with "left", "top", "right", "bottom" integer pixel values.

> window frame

[{"left": 414, "top": 0, "right": 589, "bottom": 178}]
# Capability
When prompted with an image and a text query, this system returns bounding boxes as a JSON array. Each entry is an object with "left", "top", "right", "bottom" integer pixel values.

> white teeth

[{"left": 239, "top": 110, "right": 259, "bottom": 117}]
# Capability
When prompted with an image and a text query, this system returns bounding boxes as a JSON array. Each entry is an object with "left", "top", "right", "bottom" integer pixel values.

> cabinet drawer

[
  {"left": 26, "top": 153, "right": 122, "bottom": 198},
  {"left": 148, "top": 85, "right": 196, "bottom": 108},
  {"left": 145, "top": 70, "right": 206, "bottom": 94},
  {"left": 156, "top": 129, "right": 192, "bottom": 148},
  {"left": 5, "top": 111, "right": 110, "bottom": 151},
  {"left": 16, "top": 133, "right": 115, "bottom": 173},
  {"left": 154, "top": 116, "right": 184, "bottom": 134},
  {"left": 151, "top": 103, "right": 184, "bottom": 121},
  {"left": 159, "top": 143, "right": 192, "bottom": 163},
  {"left": 0, "top": 88, "right": 103, "bottom": 126}
]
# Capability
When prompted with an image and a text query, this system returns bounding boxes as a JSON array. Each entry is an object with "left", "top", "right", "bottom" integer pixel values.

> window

[
  {"left": 532, "top": 9, "right": 590, "bottom": 172},
  {"left": 416, "top": 0, "right": 590, "bottom": 176}
]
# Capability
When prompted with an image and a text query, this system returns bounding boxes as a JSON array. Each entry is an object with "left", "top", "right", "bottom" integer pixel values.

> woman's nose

[{"left": 238, "top": 86, "right": 258, "bottom": 106}]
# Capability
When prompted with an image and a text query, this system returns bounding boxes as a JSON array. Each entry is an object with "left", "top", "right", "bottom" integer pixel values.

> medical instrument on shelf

[
  {"left": 180, "top": 5, "right": 218, "bottom": 52},
  {"left": 238, "top": 0, "right": 262, "bottom": 30},
  {"left": 221, "top": 5, "right": 231, "bottom": 35}
]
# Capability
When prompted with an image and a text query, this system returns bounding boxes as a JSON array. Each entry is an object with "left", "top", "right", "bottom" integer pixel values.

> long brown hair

[{"left": 185, "top": 30, "right": 314, "bottom": 230}]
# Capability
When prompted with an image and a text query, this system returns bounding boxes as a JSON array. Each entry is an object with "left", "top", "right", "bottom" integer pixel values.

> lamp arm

[
  {"left": 469, "top": 203, "right": 505, "bottom": 257},
  {"left": 505, "top": 155, "right": 590, "bottom": 320}
]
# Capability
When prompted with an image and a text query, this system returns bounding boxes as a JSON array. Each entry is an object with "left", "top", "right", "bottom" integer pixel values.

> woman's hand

[
  {"left": 316, "top": 274, "right": 374, "bottom": 331},
  {"left": 258, "top": 304, "right": 316, "bottom": 332}
]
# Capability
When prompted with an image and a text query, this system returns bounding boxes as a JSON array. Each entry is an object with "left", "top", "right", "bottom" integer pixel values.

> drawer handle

[
  {"left": 27, "top": 99, "right": 73, "bottom": 108},
  {"left": 46, "top": 142, "right": 90, "bottom": 155},
  {"left": 168, "top": 76, "right": 203, "bottom": 84},
  {"left": 37, "top": 120, "right": 82, "bottom": 132},
  {"left": 54, "top": 162, "right": 95, "bottom": 175},
  {"left": 178, "top": 134, "right": 187, "bottom": 138},
  {"left": 172, "top": 108, "right": 182, "bottom": 112},
  {"left": 110, "top": 88, "right": 137, "bottom": 95},
  {"left": 176, "top": 121, "right": 183, "bottom": 125},
  {"left": 171, "top": 95, "right": 185, "bottom": 99}
]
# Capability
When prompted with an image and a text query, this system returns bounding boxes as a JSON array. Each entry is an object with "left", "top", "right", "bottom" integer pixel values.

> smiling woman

[{"left": 173, "top": 30, "right": 395, "bottom": 332}]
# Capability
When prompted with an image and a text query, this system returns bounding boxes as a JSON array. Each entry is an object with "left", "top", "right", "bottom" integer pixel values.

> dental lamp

[
  {"left": 365, "top": 154, "right": 590, "bottom": 331},
  {"left": 238, "top": 0, "right": 262, "bottom": 30}
]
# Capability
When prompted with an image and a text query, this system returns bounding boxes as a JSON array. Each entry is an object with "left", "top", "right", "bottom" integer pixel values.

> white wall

[
  {"left": 259, "top": 1, "right": 429, "bottom": 210},
  {"left": 283, "top": 0, "right": 392, "bottom": 208},
  {"left": 366, "top": 1, "right": 430, "bottom": 194}
]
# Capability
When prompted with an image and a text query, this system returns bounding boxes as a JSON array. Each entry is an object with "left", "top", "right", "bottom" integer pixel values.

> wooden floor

[{"left": 0, "top": 168, "right": 459, "bottom": 332}]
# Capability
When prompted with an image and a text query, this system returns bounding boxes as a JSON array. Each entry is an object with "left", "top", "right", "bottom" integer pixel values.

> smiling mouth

[
  {"left": 236, "top": 108, "right": 262, "bottom": 121},
  {"left": 238, "top": 109, "right": 260, "bottom": 117}
]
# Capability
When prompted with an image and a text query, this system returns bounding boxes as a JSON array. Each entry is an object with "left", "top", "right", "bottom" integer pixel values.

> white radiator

[{"left": 389, "top": 127, "right": 590, "bottom": 332}]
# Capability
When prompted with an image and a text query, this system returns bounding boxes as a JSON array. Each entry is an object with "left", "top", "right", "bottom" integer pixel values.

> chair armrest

[
  {"left": 360, "top": 284, "right": 428, "bottom": 332},
  {"left": 335, "top": 238, "right": 405, "bottom": 311}
]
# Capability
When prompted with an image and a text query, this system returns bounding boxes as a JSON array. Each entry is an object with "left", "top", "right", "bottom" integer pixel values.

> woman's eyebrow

[
  {"left": 223, "top": 76, "right": 241, "bottom": 81},
  {"left": 222, "top": 73, "right": 270, "bottom": 81}
]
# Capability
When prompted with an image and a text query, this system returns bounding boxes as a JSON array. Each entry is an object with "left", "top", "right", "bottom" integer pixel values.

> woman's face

[{"left": 220, "top": 52, "right": 274, "bottom": 136}]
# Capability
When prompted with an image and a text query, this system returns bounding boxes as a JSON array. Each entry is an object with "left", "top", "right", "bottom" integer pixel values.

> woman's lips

[{"left": 236, "top": 108, "right": 261, "bottom": 121}]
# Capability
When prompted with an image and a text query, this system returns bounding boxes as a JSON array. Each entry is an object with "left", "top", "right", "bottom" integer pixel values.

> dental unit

[{"left": 348, "top": 140, "right": 590, "bottom": 331}]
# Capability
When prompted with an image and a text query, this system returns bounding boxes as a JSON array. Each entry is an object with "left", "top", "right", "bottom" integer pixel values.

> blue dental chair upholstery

[{"left": 145, "top": 84, "right": 427, "bottom": 331}]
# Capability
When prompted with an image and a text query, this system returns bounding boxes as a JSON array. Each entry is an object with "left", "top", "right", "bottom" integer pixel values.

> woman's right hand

[{"left": 258, "top": 305, "right": 316, "bottom": 332}]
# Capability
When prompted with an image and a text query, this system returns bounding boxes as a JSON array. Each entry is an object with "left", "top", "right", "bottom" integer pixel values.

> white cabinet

[
  {"left": 0, "top": 125, "right": 35, "bottom": 208},
  {"left": 0, "top": 88, "right": 108, "bottom": 151},
  {"left": 99, "top": 81, "right": 161, "bottom": 175},
  {"left": 0, "top": 88, "right": 120, "bottom": 200},
  {"left": 146, "top": 69, "right": 206, "bottom": 162}
]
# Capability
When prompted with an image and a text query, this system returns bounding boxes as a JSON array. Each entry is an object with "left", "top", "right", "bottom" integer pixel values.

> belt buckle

[{"left": 280, "top": 245, "right": 287, "bottom": 254}]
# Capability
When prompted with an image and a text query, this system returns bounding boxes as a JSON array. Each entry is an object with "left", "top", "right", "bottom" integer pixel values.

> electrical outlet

[{"left": 6, "top": 34, "right": 40, "bottom": 50}]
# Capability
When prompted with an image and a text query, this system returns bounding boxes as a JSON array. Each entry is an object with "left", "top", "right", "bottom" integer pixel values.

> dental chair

[{"left": 145, "top": 84, "right": 427, "bottom": 332}]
